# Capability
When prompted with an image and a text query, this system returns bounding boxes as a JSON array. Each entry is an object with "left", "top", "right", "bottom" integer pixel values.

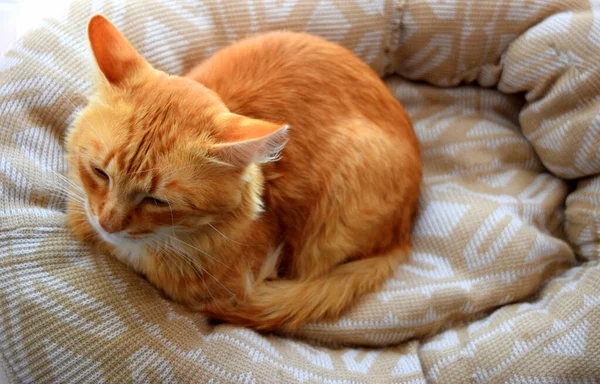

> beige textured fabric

[{"left": 1, "top": 0, "right": 599, "bottom": 382}]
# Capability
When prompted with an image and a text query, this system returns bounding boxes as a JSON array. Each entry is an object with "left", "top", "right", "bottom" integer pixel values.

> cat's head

[{"left": 66, "top": 15, "right": 287, "bottom": 262}]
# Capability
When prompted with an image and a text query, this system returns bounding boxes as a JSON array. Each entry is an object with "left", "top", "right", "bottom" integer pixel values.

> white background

[{"left": 0, "top": 0, "right": 73, "bottom": 56}]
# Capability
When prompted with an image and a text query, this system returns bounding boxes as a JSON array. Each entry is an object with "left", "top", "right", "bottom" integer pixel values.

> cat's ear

[
  {"left": 88, "top": 14, "right": 148, "bottom": 86},
  {"left": 209, "top": 114, "right": 289, "bottom": 168}
]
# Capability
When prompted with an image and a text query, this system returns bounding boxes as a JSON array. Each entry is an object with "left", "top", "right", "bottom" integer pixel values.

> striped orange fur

[{"left": 65, "top": 15, "right": 421, "bottom": 331}]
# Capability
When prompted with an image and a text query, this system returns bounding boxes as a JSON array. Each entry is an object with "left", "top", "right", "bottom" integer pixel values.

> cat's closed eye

[
  {"left": 141, "top": 196, "right": 169, "bottom": 207},
  {"left": 93, "top": 166, "right": 109, "bottom": 182}
]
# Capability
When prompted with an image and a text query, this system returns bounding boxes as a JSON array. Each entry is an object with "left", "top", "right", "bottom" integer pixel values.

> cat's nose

[{"left": 99, "top": 217, "right": 120, "bottom": 233}]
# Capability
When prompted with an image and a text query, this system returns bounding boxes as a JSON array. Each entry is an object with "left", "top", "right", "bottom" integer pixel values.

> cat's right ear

[
  {"left": 88, "top": 14, "right": 148, "bottom": 87},
  {"left": 208, "top": 114, "right": 289, "bottom": 168}
]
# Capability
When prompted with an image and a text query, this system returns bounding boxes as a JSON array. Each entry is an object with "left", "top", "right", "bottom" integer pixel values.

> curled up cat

[{"left": 65, "top": 15, "right": 422, "bottom": 331}]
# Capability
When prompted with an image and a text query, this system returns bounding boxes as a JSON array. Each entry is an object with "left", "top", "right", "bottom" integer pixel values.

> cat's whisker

[
  {"left": 51, "top": 192, "right": 87, "bottom": 207},
  {"left": 201, "top": 281, "right": 220, "bottom": 310},
  {"left": 159, "top": 239, "right": 235, "bottom": 298},
  {"left": 158, "top": 240, "right": 221, "bottom": 302},
  {"left": 49, "top": 191, "right": 78, "bottom": 201},
  {"left": 70, "top": 220, "right": 89, "bottom": 226},
  {"left": 70, "top": 215, "right": 87, "bottom": 219},
  {"left": 194, "top": 263, "right": 235, "bottom": 298},
  {"left": 47, "top": 169, "right": 85, "bottom": 194},
  {"left": 81, "top": 234, "right": 95, "bottom": 242},
  {"left": 162, "top": 240, "right": 192, "bottom": 279},
  {"left": 51, "top": 185, "right": 85, "bottom": 197},
  {"left": 163, "top": 245, "right": 196, "bottom": 282},
  {"left": 154, "top": 237, "right": 197, "bottom": 273},
  {"left": 70, "top": 219, "right": 91, "bottom": 227},
  {"left": 51, "top": 189, "right": 87, "bottom": 204},
  {"left": 207, "top": 223, "right": 248, "bottom": 246},
  {"left": 165, "top": 234, "right": 232, "bottom": 271},
  {"left": 63, "top": 210, "right": 87, "bottom": 218},
  {"left": 64, "top": 207, "right": 88, "bottom": 215},
  {"left": 158, "top": 196, "right": 232, "bottom": 281},
  {"left": 162, "top": 241, "right": 204, "bottom": 271},
  {"left": 68, "top": 209, "right": 87, "bottom": 214},
  {"left": 69, "top": 223, "right": 96, "bottom": 242},
  {"left": 48, "top": 180, "right": 88, "bottom": 205},
  {"left": 61, "top": 182, "right": 86, "bottom": 197},
  {"left": 149, "top": 239, "right": 184, "bottom": 277},
  {"left": 48, "top": 179, "right": 86, "bottom": 198},
  {"left": 162, "top": 245, "right": 222, "bottom": 307},
  {"left": 194, "top": 268, "right": 222, "bottom": 312},
  {"left": 60, "top": 196, "right": 85, "bottom": 204}
]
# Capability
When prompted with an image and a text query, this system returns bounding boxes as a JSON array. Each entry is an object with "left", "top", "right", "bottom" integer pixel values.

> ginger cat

[{"left": 65, "top": 15, "right": 421, "bottom": 331}]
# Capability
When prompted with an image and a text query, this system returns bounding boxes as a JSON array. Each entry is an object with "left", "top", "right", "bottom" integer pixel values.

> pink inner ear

[
  {"left": 88, "top": 14, "right": 145, "bottom": 86},
  {"left": 216, "top": 114, "right": 287, "bottom": 143},
  {"left": 210, "top": 116, "right": 290, "bottom": 168}
]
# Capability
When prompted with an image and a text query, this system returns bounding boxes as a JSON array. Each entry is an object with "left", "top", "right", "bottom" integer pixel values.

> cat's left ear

[
  {"left": 209, "top": 114, "right": 289, "bottom": 168},
  {"left": 88, "top": 14, "right": 149, "bottom": 87}
]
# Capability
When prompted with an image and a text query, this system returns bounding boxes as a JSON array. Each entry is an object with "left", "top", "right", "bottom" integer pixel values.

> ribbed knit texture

[{"left": 0, "top": 0, "right": 599, "bottom": 382}]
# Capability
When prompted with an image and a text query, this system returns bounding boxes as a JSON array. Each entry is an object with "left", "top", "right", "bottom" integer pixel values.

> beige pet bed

[{"left": 0, "top": 0, "right": 599, "bottom": 382}]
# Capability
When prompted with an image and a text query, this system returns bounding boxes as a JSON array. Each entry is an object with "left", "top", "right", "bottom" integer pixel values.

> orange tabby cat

[{"left": 65, "top": 14, "right": 421, "bottom": 331}]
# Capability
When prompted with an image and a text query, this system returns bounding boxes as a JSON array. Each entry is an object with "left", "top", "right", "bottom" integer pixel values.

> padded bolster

[{"left": 390, "top": 1, "right": 596, "bottom": 87}]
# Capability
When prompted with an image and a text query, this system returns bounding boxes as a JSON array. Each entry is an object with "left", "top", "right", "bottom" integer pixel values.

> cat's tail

[{"left": 201, "top": 247, "right": 410, "bottom": 331}]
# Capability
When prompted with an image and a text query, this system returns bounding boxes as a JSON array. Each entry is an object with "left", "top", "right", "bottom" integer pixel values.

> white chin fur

[{"left": 85, "top": 206, "right": 148, "bottom": 266}]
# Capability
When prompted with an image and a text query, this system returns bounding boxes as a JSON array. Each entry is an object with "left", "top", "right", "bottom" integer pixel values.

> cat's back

[
  {"left": 187, "top": 31, "right": 362, "bottom": 89},
  {"left": 186, "top": 31, "right": 406, "bottom": 126}
]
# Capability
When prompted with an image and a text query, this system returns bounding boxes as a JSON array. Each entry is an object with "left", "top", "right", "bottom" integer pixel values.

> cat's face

[
  {"left": 65, "top": 15, "right": 287, "bottom": 264},
  {"left": 68, "top": 78, "right": 241, "bottom": 250}
]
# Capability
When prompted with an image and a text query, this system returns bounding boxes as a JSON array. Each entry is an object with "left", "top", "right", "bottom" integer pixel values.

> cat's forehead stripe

[
  {"left": 118, "top": 103, "right": 178, "bottom": 175},
  {"left": 124, "top": 129, "right": 154, "bottom": 174},
  {"left": 149, "top": 173, "right": 160, "bottom": 194},
  {"left": 77, "top": 160, "right": 97, "bottom": 189},
  {"left": 103, "top": 149, "right": 116, "bottom": 168}
]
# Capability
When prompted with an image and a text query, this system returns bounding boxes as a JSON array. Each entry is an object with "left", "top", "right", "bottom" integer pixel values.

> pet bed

[{"left": 0, "top": 0, "right": 599, "bottom": 382}]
